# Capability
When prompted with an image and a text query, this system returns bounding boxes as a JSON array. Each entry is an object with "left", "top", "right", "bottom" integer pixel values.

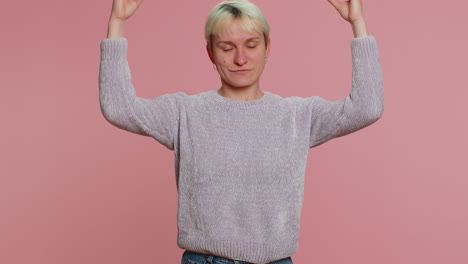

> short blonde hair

[{"left": 205, "top": 0, "right": 270, "bottom": 52}]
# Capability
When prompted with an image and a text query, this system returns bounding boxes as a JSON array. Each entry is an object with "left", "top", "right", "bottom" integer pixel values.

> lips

[{"left": 231, "top": 69, "right": 252, "bottom": 72}]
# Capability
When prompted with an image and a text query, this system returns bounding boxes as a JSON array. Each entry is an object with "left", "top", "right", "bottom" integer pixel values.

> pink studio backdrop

[{"left": 2, "top": 0, "right": 467, "bottom": 264}]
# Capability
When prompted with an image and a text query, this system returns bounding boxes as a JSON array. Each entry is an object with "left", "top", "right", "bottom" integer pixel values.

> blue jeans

[{"left": 181, "top": 250, "right": 293, "bottom": 264}]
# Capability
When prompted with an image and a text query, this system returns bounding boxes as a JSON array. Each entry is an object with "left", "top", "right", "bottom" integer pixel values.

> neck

[{"left": 218, "top": 81, "right": 264, "bottom": 101}]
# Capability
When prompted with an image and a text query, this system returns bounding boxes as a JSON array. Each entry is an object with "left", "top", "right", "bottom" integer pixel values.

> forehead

[{"left": 213, "top": 19, "right": 263, "bottom": 43}]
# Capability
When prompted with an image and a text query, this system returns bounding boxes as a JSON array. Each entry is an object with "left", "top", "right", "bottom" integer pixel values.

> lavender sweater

[{"left": 99, "top": 36, "right": 384, "bottom": 264}]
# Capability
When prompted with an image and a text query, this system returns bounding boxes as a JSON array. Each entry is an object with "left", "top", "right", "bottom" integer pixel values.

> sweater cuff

[
  {"left": 351, "top": 35, "right": 379, "bottom": 58},
  {"left": 100, "top": 37, "right": 128, "bottom": 61}
]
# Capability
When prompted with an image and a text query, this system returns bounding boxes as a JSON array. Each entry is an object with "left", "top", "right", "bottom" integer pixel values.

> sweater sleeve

[
  {"left": 308, "top": 35, "right": 384, "bottom": 148},
  {"left": 99, "top": 37, "right": 186, "bottom": 150}
]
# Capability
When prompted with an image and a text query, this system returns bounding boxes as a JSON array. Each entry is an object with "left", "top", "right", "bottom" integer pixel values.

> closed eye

[{"left": 223, "top": 46, "right": 256, "bottom": 51}]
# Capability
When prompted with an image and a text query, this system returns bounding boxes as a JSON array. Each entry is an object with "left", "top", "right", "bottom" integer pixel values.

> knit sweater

[{"left": 99, "top": 35, "right": 384, "bottom": 264}]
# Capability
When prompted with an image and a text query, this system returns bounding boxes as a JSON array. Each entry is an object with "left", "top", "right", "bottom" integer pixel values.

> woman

[{"left": 99, "top": 0, "right": 384, "bottom": 264}]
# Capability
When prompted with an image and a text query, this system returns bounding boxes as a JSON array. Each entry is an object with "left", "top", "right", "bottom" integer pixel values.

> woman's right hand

[{"left": 109, "top": 0, "right": 144, "bottom": 22}]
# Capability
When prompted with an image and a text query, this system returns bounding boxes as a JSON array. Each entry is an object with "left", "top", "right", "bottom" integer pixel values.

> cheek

[
  {"left": 217, "top": 58, "right": 229, "bottom": 68},
  {"left": 215, "top": 54, "right": 234, "bottom": 68},
  {"left": 217, "top": 54, "right": 230, "bottom": 65}
]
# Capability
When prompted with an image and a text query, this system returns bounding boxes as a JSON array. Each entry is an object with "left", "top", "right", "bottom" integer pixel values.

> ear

[
  {"left": 206, "top": 43, "right": 215, "bottom": 64},
  {"left": 266, "top": 38, "right": 271, "bottom": 58}
]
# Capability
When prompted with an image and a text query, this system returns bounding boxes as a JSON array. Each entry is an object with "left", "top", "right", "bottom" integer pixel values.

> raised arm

[
  {"left": 307, "top": 0, "right": 383, "bottom": 148},
  {"left": 99, "top": 0, "right": 186, "bottom": 150},
  {"left": 308, "top": 35, "right": 384, "bottom": 148}
]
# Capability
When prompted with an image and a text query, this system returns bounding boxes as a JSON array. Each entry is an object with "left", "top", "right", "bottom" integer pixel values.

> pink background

[{"left": 2, "top": 0, "right": 467, "bottom": 263}]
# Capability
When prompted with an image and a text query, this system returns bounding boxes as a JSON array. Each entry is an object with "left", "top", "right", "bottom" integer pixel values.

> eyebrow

[{"left": 216, "top": 37, "right": 260, "bottom": 45}]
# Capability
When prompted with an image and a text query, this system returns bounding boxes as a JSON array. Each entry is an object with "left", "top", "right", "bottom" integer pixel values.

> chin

[
  {"left": 228, "top": 79, "right": 257, "bottom": 88},
  {"left": 230, "top": 83, "right": 256, "bottom": 89}
]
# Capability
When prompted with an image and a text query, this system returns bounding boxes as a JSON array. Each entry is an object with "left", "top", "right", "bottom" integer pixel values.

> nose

[{"left": 234, "top": 48, "right": 247, "bottom": 66}]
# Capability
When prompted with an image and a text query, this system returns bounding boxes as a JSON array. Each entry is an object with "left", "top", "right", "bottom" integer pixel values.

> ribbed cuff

[
  {"left": 100, "top": 37, "right": 128, "bottom": 61},
  {"left": 351, "top": 35, "right": 379, "bottom": 58}
]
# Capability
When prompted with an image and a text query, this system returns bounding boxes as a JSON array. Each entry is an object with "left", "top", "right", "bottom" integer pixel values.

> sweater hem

[{"left": 177, "top": 235, "right": 297, "bottom": 264}]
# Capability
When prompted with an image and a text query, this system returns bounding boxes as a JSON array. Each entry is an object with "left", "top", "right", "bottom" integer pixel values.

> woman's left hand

[{"left": 327, "top": 0, "right": 365, "bottom": 24}]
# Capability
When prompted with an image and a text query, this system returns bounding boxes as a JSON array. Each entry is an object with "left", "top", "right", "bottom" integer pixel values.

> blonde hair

[{"left": 205, "top": 0, "right": 270, "bottom": 52}]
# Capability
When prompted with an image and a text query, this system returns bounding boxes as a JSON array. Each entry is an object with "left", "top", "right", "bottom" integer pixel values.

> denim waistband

[{"left": 182, "top": 250, "right": 292, "bottom": 264}]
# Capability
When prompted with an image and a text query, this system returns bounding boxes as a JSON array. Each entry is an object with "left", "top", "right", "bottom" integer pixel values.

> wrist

[
  {"left": 351, "top": 18, "right": 369, "bottom": 38},
  {"left": 107, "top": 18, "right": 126, "bottom": 39},
  {"left": 109, "top": 16, "right": 126, "bottom": 24}
]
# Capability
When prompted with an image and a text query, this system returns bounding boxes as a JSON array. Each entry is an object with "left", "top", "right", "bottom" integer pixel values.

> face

[{"left": 207, "top": 19, "right": 271, "bottom": 91}]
